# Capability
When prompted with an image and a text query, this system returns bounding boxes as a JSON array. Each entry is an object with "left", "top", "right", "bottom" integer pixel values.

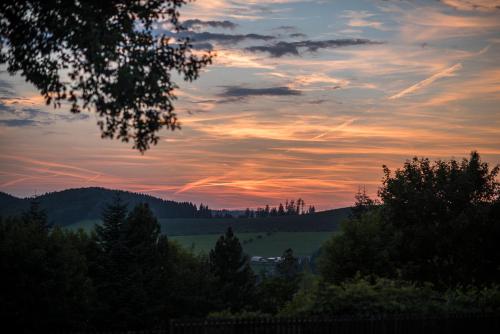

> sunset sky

[{"left": 1, "top": 0, "right": 500, "bottom": 210}]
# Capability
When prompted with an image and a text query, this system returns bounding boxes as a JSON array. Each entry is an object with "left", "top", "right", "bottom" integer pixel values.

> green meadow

[
  {"left": 170, "top": 231, "right": 336, "bottom": 257},
  {"left": 68, "top": 221, "right": 337, "bottom": 257}
]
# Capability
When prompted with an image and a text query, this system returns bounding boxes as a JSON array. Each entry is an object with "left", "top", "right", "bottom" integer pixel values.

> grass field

[
  {"left": 67, "top": 221, "right": 336, "bottom": 257},
  {"left": 170, "top": 231, "right": 336, "bottom": 257},
  {"left": 67, "top": 219, "right": 99, "bottom": 232}
]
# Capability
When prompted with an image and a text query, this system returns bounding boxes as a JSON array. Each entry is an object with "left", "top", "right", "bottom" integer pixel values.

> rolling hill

[
  {"left": 0, "top": 187, "right": 351, "bottom": 236},
  {"left": 0, "top": 187, "right": 199, "bottom": 226}
]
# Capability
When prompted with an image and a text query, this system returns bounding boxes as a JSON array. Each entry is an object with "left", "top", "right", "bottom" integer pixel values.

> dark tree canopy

[
  {"left": 0, "top": 0, "right": 212, "bottom": 151},
  {"left": 379, "top": 151, "right": 500, "bottom": 286},
  {"left": 320, "top": 151, "right": 500, "bottom": 287},
  {"left": 209, "top": 227, "right": 256, "bottom": 311},
  {"left": 276, "top": 248, "right": 300, "bottom": 279}
]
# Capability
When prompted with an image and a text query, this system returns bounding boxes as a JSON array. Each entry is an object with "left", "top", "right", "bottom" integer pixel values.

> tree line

[{"left": 241, "top": 199, "right": 316, "bottom": 218}]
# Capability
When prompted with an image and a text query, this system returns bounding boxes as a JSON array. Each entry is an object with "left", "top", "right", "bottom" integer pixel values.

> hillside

[
  {"left": 0, "top": 187, "right": 199, "bottom": 226},
  {"left": 0, "top": 187, "right": 350, "bottom": 234},
  {"left": 67, "top": 206, "right": 350, "bottom": 236},
  {"left": 158, "top": 207, "right": 350, "bottom": 235}
]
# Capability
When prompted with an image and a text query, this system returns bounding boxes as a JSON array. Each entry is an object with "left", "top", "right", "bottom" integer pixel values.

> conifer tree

[
  {"left": 278, "top": 203, "right": 285, "bottom": 216},
  {"left": 121, "top": 203, "right": 164, "bottom": 328},
  {"left": 22, "top": 197, "right": 48, "bottom": 230},
  {"left": 91, "top": 194, "right": 131, "bottom": 329},
  {"left": 95, "top": 194, "right": 128, "bottom": 253},
  {"left": 209, "top": 227, "right": 256, "bottom": 311}
]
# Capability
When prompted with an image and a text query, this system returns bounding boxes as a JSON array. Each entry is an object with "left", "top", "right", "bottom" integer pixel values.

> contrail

[{"left": 389, "top": 63, "right": 462, "bottom": 100}]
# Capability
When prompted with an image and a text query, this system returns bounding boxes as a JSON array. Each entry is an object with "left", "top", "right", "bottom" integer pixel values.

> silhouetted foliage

[
  {"left": 209, "top": 227, "right": 256, "bottom": 311},
  {"left": 255, "top": 276, "right": 298, "bottom": 315},
  {"left": 197, "top": 203, "right": 213, "bottom": 218},
  {"left": 0, "top": 0, "right": 212, "bottom": 151},
  {"left": 255, "top": 248, "right": 301, "bottom": 314},
  {"left": 380, "top": 151, "right": 500, "bottom": 286},
  {"left": 276, "top": 248, "right": 300, "bottom": 279},
  {"left": 320, "top": 151, "right": 500, "bottom": 287},
  {"left": 22, "top": 197, "right": 49, "bottom": 230},
  {"left": 246, "top": 198, "right": 312, "bottom": 218},
  {"left": 90, "top": 195, "right": 130, "bottom": 328},
  {"left": 350, "top": 187, "right": 377, "bottom": 220},
  {"left": 280, "top": 276, "right": 500, "bottom": 317},
  {"left": 0, "top": 213, "right": 93, "bottom": 332},
  {"left": 95, "top": 194, "right": 127, "bottom": 253},
  {"left": 320, "top": 208, "right": 394, "bottom": 284}
]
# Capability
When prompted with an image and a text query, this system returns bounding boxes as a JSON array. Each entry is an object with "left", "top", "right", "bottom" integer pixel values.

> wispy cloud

[
  {"left": 174, "top": 31, "right": 275, "bottom": 44},
  {"left": 393, "top": 5, "right": 500, "bottom": 41},
  {"left": 389, "top": 63, "right": 463, "bottom": 100},
  {"left": 441, "top": 0, "right": 500, "bottom": 12},
  {"left": 342, "top": 10, "right": 384, "bottom": 30},
  {"left": 0, "top": 102, "right": 89, "bottom": 127},
  {"left": 175, "top": 175, "right": 227, "bottom": 194},
  {"left": 245, "top": 39, "right": 382, "bottom": 57},
  {"left": 0, "top": 119, "right": 40, "bottom": 127},
  {"left": 182, "top": 19, "right": 237, "bottom": 30},
  {"left": 219, "top": 86, "right": 301, "bottom": 98}
]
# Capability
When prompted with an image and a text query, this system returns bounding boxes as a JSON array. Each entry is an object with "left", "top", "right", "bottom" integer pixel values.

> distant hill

[
  {"left": 0, "top": 187, "right": 199, "bottom": 226},
  {"left": 0, "top": 187, "right": 351, "bottom": 234}
]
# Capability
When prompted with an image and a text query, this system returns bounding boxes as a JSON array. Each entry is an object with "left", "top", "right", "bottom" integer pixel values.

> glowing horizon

[{"left": 1, "top": 0, "right": 499, "bottom": 210}]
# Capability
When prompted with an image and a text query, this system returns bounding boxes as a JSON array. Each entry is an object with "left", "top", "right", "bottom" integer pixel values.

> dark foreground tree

[
  {"left": 256, "top": 248, "right": 301, "bottom": 314},
  {"left": 209, "top": 227, "right": 256, "bottom": 311},
  {"left": 91, "top": 201, "right": 172, "bottom": 330},
  {"left": 320, "top": 151, "right": 500, "bottom": 287},
  {"left": 276, "top": 248, "right": 300, "bottom": 279},
  {"left": 0, "top": 207, "right": 93, "bottom": 332},
  {"left": 0, "top": 0, "right": 212, "bottom": 151},
  {"left": 121, "top": 203, "right": 167, "bottom": 328},
  {"left": 319, "top": 208, "right": 394, "bottom": 284},
  {"left": 90, "top": 196, "right": 130, "bottom": 328},
  {"left": 95, "top": 194, "right": 128, "bottom": 253},
  {"left": 380, "top": 151, "right": 500, "bottom": 286},
  {"left": 280, "top": 276, "right": 500, "bottom": 317},
  {"left": 22, "top": 197, "right": 49, "bottom": 230}
]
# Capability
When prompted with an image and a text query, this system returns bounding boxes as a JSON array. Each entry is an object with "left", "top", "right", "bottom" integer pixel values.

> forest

[{"left": 1, "top": 152, "right": 499, "bottom": 332}]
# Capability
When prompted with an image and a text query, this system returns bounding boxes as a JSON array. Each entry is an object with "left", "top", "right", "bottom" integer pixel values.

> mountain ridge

[{"left": 0, "top": 187, "right": 200, "bottom": 226}]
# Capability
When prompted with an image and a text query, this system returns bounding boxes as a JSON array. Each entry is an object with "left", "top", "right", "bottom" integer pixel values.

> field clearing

[
  {"left": 170, "top": 231, "right": 336, "bottom": 257},
  {"left": 67, "top": 219, "right": 99, "bottom": 232},
  {"left": 67, "top": 221, "right": 336, "bottom": 257}
]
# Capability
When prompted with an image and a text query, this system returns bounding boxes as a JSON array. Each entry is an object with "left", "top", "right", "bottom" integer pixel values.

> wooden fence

[{"left": 168, "top": 314, "right": 500, "bottom": 334}]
